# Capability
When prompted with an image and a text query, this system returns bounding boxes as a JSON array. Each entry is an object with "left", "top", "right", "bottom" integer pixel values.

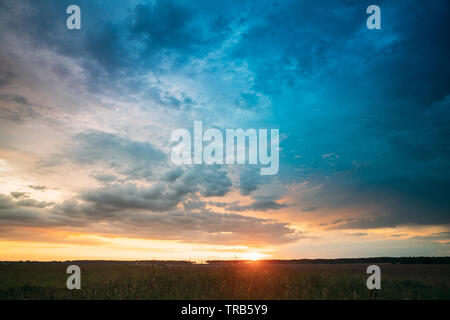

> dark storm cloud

[
  {"left": 28, "top": 185, "right": 47, "bottom": 191},
  {"left": 0, "top": 0, "right": 132, "bottom": 97},
  {"left": 0, "top": 58, "right": 14, "bottom": 88},
  {"left": 162, "top": 167, "right": 184, "bottom": 182},
  {"left": 67, "top": 130, "right": 166, "bottom": 180},
  {"left": 16, "top": 199, "right": 54, "bottom": 208},
  {"left": 127, "top": 0, "right": 233, "bottom": 65},
  {"left": 0, "top": 94, "right": 30, "bottom": 106},
  {"left": 182, "top": 197, "right": 207, "bottom": 210},
  {"left": 348, "top": 233, "right": 368, "bottom": 237},
  {"left": 48, "top": 129, "right": 233, "bottom": 210},
  {"left": 0, "top": 193, "right": 53, "bottom": 211},
  {"left": 160, "top": 166, "right": 233, "bottom": 198},
  {"left": 0, "top": 191, "right": 301, "bottom": 246},
  {"left": 48, "top": 131, "right": 233, "bottom": 211},
  {"left": 80, "top": 183, "right": 178, "bottom": 212},
  {"left": 145, "top": 86, "right": 197, "bottom": 110},
  {"left": 0, "top": 194, "right": 14, "bottom": 209},
  {"left": 225, "top": 200, "right": 289, "bottom": 212},
  {"left": 238, "top": 168, "right": 260, "bottom": 196},
  {"left": 128, "top": 1, "right": 197, "bottom": 53},
  {"left": 0, "top": 0, "right": 235, "bottom": 96},
  {"left": 22, "top": 0, "right": 129, "bottom": 72},
  {"left": 10, "top": 192, "right": 28, "bottom": 199},
  {"left": 209, "top": 195, "right": 289, "bottom": 212},
  {"left": 77, "top": 207, "right": 302, "bottom": 246},
  {"left": 301, "top": 206, "right": 319, "bottom": 212},
  {"left": 182, "top": 167, "right": 232, "bottom": 197},
  {"left": 0, "top": 93, "right": 36, "bottom": 122},
  {"left": 90, "top": 172, "right": 117, "bottom": 183},
  {"left": 0, "top": 207, "right": 44, "bottom": 226}
]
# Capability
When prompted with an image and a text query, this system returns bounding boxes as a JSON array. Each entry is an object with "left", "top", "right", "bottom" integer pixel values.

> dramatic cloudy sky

[{"left": 0, "top": 0, "right": 449, "bottom": 261}]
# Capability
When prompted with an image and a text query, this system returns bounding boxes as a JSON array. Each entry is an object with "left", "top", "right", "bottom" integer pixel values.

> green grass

[{"left": 0, "top": 263, "right": 449, "bottom": 299}]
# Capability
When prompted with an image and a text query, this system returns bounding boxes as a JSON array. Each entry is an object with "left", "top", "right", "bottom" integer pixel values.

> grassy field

[{"left": 0, "top": 262, "right": 449, "bottom": 300}]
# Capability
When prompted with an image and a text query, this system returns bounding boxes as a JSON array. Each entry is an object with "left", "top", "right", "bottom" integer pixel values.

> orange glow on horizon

[{"left": 241, "top": 252, "right": 267, "bottom": 261}]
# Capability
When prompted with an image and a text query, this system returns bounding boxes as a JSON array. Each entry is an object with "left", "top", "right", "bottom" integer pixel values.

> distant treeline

[{"left": 207, "top": 257, "right": 450, "bottom": 265}]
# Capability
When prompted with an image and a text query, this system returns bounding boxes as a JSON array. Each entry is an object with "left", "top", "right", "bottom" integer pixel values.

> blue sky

[{"left": 0, "top": 0, "right": 449, "bottom": 260}]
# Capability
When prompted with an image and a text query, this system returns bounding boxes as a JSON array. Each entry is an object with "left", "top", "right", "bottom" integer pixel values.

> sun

[{"left": 242, "top": 252, "right": 266, "bottom": 261}]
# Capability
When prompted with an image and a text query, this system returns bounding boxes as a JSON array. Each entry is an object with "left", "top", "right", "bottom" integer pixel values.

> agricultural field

[{"left": 0, "top": 262, "right": 449, "bottom": 300}]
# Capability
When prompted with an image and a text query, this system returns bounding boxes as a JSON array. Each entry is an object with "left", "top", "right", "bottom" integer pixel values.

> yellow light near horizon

[
  {"left": 242, "top": 252, "right": 266, "bottom": 261},
  {"left": 0, "top": 230, "right": 274, "bottom": 262}
]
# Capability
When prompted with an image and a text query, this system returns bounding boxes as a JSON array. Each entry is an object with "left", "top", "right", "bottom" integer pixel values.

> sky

[{"left": 0, "top": 0, "right": 449, "bottom": 261}]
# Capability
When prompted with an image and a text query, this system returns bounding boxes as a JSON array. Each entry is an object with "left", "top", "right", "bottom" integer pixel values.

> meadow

[{"left": 0, "top": 262, "right": 449, "bottom": 300}]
